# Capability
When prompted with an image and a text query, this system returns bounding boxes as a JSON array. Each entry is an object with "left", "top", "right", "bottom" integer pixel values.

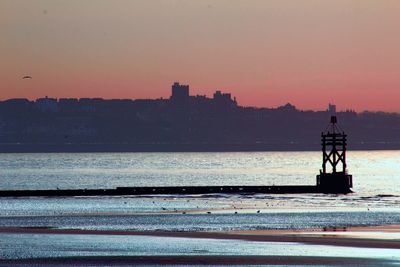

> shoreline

[
  {"left": 2, "top": 225, "right": 399, "bottom": 265},
  {"left": 1, "top": 225, "right": 400, "bottom": 249}
]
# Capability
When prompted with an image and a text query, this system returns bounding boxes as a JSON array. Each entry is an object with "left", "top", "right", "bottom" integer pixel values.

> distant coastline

[{"left": 2, "top": 82, "right": 400, "bottom": 151}]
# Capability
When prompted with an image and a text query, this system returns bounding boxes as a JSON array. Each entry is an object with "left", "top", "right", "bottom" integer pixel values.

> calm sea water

[
  {"left": 1, "top": 151, "right": 400, "bottom": 263},
  {"left": 0, "top": 151, "right": 399, "bottom": 194},
  {"left": 0, "top": 151, "right": 400, "bottom": 231}
]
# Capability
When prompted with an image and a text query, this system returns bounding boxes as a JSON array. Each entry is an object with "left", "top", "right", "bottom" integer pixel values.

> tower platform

[{"left": 317, "top": 172, "right": 353, "bottom": 193}]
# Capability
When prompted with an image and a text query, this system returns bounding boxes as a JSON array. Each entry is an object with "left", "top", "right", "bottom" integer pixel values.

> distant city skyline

[
  {"left": 1, "top": 1, "right": 400, "bottom": 112},
  {"left": 1, "top": 81, "right": 348, "bottom": 113},
  {"left": 2, "top": 80, "right": 400, "bottom": 153}
]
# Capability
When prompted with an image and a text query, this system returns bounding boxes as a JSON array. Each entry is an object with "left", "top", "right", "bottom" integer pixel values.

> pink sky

[{"left": 1, "top": 0, "right": 400, "bottom": 111}]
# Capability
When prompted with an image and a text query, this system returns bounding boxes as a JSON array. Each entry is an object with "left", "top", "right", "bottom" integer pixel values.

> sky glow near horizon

[{"left": 1, "top": 0, "right": 400, "bottom": 111}]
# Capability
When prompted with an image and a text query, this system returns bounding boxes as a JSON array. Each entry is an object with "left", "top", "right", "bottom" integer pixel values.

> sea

[
  {"left": 1, "top": 151, "right": 400, "bottom": 227},
  {"left": 1, "top": 151, "right": 400, "bottom": 263}
]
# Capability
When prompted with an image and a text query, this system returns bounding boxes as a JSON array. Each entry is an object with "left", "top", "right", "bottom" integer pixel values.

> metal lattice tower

[
  {"left": 317, "top": 116, "right": 353, "bottom": 193},
  {"left": 321, "top": 116, "right": 347, "bottom": 174}
]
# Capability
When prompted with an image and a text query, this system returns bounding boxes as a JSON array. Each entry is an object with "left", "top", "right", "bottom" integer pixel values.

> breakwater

[{"left": 0, "top": 185, "right": 324, "bottom": 197}]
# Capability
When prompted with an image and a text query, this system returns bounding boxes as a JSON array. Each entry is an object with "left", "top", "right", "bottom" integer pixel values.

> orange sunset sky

[{"left": 1, "top": 0, "right": 400, "bottom": 112}]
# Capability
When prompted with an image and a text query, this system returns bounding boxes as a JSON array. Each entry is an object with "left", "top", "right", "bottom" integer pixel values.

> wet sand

[
  {"left": 0, "top": 255, "right": 385, "bottom": 266},
  {"left": 1, "top": 225, "right": 399, "bottom": 265},
  {"left": 1, "top": 224, "right": 400, "bottom": 249}
]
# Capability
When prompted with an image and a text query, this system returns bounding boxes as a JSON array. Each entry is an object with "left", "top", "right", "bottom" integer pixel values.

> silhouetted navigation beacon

[{"left": 317, "top": 116, "right": 353, "bottom": 193}]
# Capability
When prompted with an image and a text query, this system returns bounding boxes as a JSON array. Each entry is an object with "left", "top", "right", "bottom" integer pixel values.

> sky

[{"left": 1, "top": 0, "right": 400, "bottom": 112}]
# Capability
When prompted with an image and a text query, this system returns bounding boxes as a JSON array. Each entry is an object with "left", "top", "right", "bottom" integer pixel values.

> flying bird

[{"left": 22, "top": 76, "right": 32, "bottom": 79}]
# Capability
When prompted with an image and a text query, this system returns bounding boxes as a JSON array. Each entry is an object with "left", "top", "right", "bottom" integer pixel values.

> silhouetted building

[
  {"left": 277, "top": 103, "right": 296, "bottom": 112},
  {"left": 213, "top": 90, "right": 237, "bottom": 111},
  {"left": 0, "top": 98, "right": 33, "bottom": 116},
  {"left": 170, "top": 82, "right": 189, "bottom": 103},
  {"left": 35, "top": 96, "right": 58, "bottom": 112},
  {"left": 59, "top": 98, "right": 79, "bottom": 110},
  {"left": 2, "top": 98, "right": 31, "bottom": 107},
  {"left": 78, "top": 98, "right": 104, "bottom": 112},
  {"left": 328, "top": 103, "right": 336, "bottom": 114}
]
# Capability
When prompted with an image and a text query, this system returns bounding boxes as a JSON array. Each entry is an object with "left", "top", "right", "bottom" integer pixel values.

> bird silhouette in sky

[{"left": 22, "top": 76, "right": 32, "bottom": 79}]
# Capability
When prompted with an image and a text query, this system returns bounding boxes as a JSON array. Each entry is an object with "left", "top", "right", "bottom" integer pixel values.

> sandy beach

[
  {"left": 1, "top": 224, "right": 400, "bottom": 249},
  {"left": 1, "top": 225, "right": 399, "bottom": 265}
]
